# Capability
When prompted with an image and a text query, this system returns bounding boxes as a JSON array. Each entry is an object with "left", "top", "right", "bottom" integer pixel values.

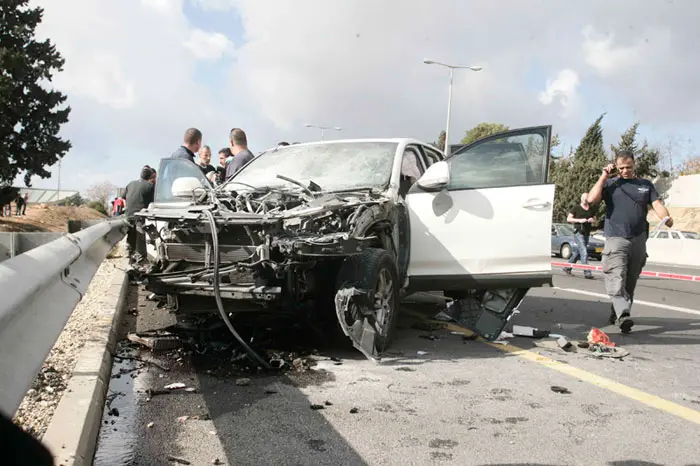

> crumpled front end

[{"left": 133, "top": 189, "right": 394, "bottom": 311}]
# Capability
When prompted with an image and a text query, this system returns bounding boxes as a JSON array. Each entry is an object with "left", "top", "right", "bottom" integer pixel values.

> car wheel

[
  {"left": 335, "top": 248, "right": 399, "bottom": 353},
  {"left": 560, "top": 243, "right": 572, "bottom": 260}
]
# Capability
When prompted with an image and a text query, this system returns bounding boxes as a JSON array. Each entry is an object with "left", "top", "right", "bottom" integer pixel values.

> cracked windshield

[{"left": 2, "top": 1, "right": 700, "bottom": 465}]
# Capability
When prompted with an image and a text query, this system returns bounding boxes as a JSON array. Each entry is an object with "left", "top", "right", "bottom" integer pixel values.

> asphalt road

[{"left": 93, "top": 266, "right": 700, "bottom": 466}]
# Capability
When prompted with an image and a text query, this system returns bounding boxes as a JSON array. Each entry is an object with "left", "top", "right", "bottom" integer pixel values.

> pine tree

[
  {"left": 610, "top": 122, "right": 661, "bottom": 180},
  {"left": 553, "top": 114, "right": 608, "bottom": 221},
  {"left": 0, "top": 0, "right": 71, "bottom": 186}
]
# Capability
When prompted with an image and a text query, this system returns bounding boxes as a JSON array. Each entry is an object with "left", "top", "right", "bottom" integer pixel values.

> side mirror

[
  {"left": 171, "top": 177, "right": 205, "bottom": 197},
  {"left": 417, "top": 161, "right": 450, "bottom": 191}
]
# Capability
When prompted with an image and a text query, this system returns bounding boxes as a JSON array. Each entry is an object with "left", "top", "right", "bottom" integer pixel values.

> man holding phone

[{"left": 586, "top": 150, "right": 672, "bottom": 333}]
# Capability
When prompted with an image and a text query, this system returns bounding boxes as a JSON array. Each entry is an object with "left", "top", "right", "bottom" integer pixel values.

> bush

[{"left": 86, "top": 200, "right": 107, "bottom": 215}]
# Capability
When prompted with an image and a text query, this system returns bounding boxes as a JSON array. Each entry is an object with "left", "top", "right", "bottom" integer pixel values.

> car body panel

[{"left": 404, "top": 126, "right": 554, "bottom": 341}]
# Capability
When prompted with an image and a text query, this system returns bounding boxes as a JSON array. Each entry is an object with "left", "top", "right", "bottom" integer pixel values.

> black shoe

[
  {"left": 617, "top": 313, "right": 634, "bottom": 334},
  {"left": 584, "top": 274, "right": 594, "bottom": 280},
  {"left": 563, "top": 268, "right": 573, "bottom": 275}
]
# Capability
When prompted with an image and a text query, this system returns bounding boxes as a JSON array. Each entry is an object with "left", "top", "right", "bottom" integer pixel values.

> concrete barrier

[{"left": 646, "top": 238, "right": 700, "bottom": 268}]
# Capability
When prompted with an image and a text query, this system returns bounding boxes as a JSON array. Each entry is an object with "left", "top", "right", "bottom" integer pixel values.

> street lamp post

[
  {"left": 56, "top": 156, "right": 62, "bottom": 202},
  {"left": 305, "top": 123, "right": 342, "bottom": 141},
  {"left": 423, "top": 59, "right": 482, "bottom": 157}
]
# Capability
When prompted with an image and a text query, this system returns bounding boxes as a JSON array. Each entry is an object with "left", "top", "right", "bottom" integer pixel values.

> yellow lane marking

[{"left": 402, "top": 308, "right": 700, "bottom": 426}]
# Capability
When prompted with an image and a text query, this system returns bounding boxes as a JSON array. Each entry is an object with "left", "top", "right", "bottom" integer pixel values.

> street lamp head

[
  {"left": 470, "top": 66, "right": 483, "bottom": 72},
  {"left": 334, "top": 127, "right": 342, "bottom": 131},
  {"left": 305, "top": 123, "right": 313, "bottom": 128},
  {"left": 423, "top": 59, "right": 435, "bottom": 65}
]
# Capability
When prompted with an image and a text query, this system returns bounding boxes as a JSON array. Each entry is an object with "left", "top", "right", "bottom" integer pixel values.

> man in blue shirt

[{"left": 586, "top": 150, "right": 673, "bottom": 333}]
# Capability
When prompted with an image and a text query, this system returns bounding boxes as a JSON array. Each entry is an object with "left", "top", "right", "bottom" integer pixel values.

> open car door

[{"left": 404, "top": 126, "right": 554, "bottom": 340}]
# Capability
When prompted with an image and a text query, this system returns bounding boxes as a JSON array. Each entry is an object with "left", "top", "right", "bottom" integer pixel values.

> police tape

[{"left": 550, "top": 261, "right": 700, "bottom": 282}]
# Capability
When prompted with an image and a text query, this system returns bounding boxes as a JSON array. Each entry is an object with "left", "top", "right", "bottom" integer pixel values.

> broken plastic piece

[
  {"left": 164, "top": 382, "right": 186, "bottom": 390},
  {"left": 556, "top": 336, "right": 573, "bottom": 351},
  {"left": 128, "top": 332, "right": 182, "bottom": 351},
  {"left": 416, "top": 351, "right": 428, "bottom": 356}
]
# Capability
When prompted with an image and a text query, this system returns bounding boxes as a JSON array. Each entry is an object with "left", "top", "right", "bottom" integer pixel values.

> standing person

[
  {"left": 217, "top": 148, "right": 232, "bottom": 184},
  {"left": 21, "top": 192, "right": 28, "bottom": 215},
  {"left": 124, "top": 166, "right": 156, "bottom": 264},
  {"left": 563, "top": 193, "right": 595, "bottom": 279},
  {"left": 225, "top": 128, "right": 255, "bottom": 179},
  {"left": 586, "top": 150, "right": 673, "bottom": 333},
  {"left": 14, "top": 192, "right": 24, "bottom": 216},
  {"left": 197, "top": 145, "right": 217, "bottom": 182},
  {"left": 171, "top": 128, "right": 202, "bottom": 162}
]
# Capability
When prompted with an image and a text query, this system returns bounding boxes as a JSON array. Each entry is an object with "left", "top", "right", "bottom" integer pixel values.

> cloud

[
  {"left": 539, "top": 69, "right": 580, "bottom": 118},
  {"left": 183, "top": 29, "right": 233, "bottom": 60},
  {"left": 22, "top": 0, "right": 700, "bottom": 193}
]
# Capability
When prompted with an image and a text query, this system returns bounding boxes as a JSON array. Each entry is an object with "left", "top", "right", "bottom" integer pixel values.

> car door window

[
  {"left": 671, "top": 232, "right": 680, "bottom": 240},
  {"left": 656, "top": 231, "right": 669, "bottom": 239},
  {"left": 421, "top": 146, "right": 443, "bottom": 168},
  {"left": 448, "top": 128, "right": 549, "bottom": 190},
  {"left": 400, "top": 146, "right": 425, "bottom": 197}
]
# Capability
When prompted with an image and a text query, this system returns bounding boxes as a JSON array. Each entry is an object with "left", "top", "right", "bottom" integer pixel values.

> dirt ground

[
  {"left": 648, "top": 207, "right": 700, "bottom": 232},
  {"left": 0, "top": 205, "right": 106, "bottom": 233}
]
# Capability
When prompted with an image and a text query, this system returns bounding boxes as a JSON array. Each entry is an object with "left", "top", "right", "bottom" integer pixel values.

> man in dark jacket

[
  {"left": 124, "top": 166, "right": 156, "bottom": 263},
  {"left": 171, "top": 128, "right": 202, "bottom": 162}
]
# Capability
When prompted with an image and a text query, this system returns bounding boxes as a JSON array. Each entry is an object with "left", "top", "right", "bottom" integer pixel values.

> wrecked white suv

[{"left": 133, "top": 127, "right": 555, "bottom": 361}]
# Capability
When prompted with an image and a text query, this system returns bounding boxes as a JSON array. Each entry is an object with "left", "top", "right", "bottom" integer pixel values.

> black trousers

[{"left": 126, "top": 219, "right": 147, "bottom": 260}]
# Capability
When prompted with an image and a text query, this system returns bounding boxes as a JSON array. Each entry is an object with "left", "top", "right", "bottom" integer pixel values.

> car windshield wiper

[{"left": 276, "top": 174, "right": 322, "bottom": 195}]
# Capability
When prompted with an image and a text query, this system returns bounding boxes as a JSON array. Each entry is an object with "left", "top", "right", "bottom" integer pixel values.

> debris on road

[
  {"left": 107, "top": 407, "right": 120, "bottom": 417},
  {"left": 416, "top": 351, "right": 429, "bottom": 356},
  {"left": 492, "top": 331, "right": 514, "bottom": 345},
  {"left": 556, "top": 336, "right": 574, "bottom": 352},
  {"left": 324, "top": 400, "right": 333, "bottom": 406},
  {"left": 164, "top": 382, "right": 187, "bottom": 390},
  {"left": 411, "top": 321, "right": 447, "bottom": 332},
  {"left": 310, "top": 404, "right": 325, "bottom": 410},
  {"left": 587, "top": 328, "right": 615, "bottom": 347},
  {"left": 512, "top": 325, "right": 550, "bottom": 338},
  {"left": 350, "top": 407, "right": 359, "bottom": 414},
  {"left": 419, "top": 335, "right": 440, "bottom": 341},
  {"left": 167, "top": 456, "right": 191, "bottom": 465},
  {"left": 235, "top": 378, "right": 251, "bottom": 386},
  {"left": 177, "top": 416, "right": 189, "bottom": 422},
  {"left": 147, "top": 422, "right": 155, "bottom": 428},
  {"left": 128, "top": 331, "right": 182, "bottom": 352},
  {"left": 395, "top": 367, "right": 416, "bottom": 372},
  {"left": 551, "top": 386, "right": 571, "bottom": 394},
  {"left": 212, "top": 459, "right": 222, "bottom": 465}
]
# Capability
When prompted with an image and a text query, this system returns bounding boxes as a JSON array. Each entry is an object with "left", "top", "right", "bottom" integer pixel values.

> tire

[
  {"left": 335, "top": 248, "right": 399, "bottom": 353},
  {"left": 560, "top": 243, "right": 572, "bottom": 260}
]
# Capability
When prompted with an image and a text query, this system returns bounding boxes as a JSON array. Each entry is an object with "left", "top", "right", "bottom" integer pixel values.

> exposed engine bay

[{"left": 132, "top": 179, "right": 400, "bottom": 367}]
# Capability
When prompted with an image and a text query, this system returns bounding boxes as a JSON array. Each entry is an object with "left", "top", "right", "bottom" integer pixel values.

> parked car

[
  {"left": 648, "top": 229, "right": 699, "bottom": 240},
  {"left": 133, "top": 126, "right": 555, "bottom": 361},
  {"left": 551, "top": 223, "right": 605, "bottom": 260}
]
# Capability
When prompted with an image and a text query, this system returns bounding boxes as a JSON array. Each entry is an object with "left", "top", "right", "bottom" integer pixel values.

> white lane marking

[{"left": 553, "top": 287, "right": 700, "bottom": 317}]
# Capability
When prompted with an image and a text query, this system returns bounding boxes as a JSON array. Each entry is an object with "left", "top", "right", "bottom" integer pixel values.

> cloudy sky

[{"left": 25, "top": 0, "right": 700, "bottom": 193}]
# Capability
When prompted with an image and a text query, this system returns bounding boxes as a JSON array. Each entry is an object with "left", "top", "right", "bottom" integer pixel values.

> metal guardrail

[{"left": 0, "top": 218, "right": 128, "bottom": 417}]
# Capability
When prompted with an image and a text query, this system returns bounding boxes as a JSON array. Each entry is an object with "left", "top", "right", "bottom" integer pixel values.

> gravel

[{"left": 12, "top": 251, "right": 125, "bottom": 439}]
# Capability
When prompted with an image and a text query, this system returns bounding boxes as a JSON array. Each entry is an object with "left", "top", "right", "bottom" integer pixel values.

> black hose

[{"left": 204, "top": 209, "right": 270, "bottom": 369}]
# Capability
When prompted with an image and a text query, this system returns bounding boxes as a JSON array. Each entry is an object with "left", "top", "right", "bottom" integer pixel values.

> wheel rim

[
  {"left": 374, "top": 268, "right": 394, "bottom": 335},
  {"left": 562, "top": 244, "right": 571, "bottom": 258}
]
